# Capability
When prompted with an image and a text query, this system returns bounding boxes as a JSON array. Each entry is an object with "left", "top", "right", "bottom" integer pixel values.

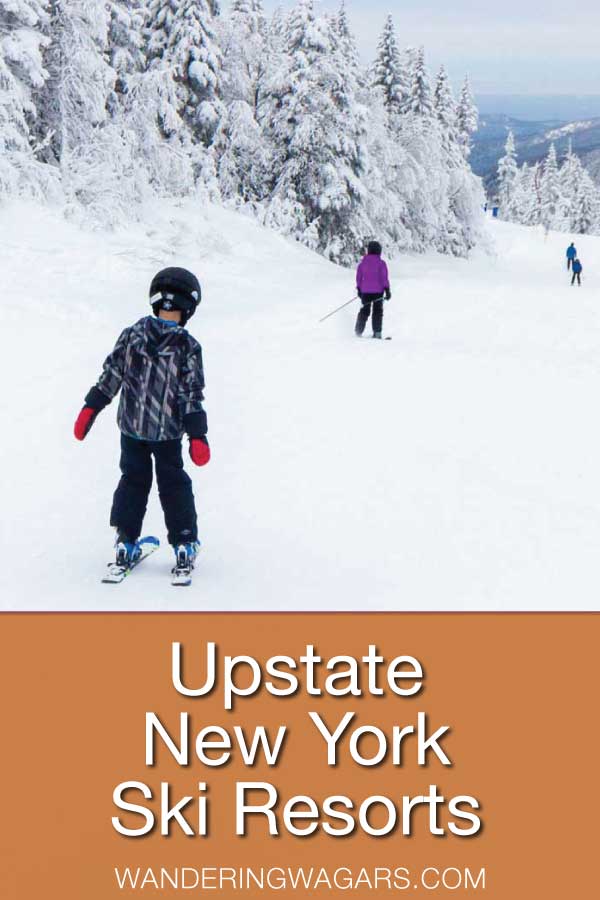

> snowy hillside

[{"left": 2, "top": 200, "right": 600, "bottom": 611}]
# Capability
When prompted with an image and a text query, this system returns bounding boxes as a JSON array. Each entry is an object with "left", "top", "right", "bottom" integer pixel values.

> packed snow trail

[{"left": 2, "top": 200, "right": 600, "bottom": 610}]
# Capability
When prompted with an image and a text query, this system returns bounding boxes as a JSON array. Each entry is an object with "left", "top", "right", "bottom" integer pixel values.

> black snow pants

[
  {"left": 571, "top": 271, "right": 581, "bottom": 286},
  {"left": 355, "top": 294, "right": 384, "bottom": 336},
  {"left": 110, "top": 434, "right": 198, "bottom": 545},
  {"left": 567, "top": 258, "right": 573, "bottom": 271}
]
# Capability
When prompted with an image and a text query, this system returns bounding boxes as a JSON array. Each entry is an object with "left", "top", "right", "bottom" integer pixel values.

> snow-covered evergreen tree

[
  {"left": 407, "top": 47, "right": 433, "bottom": 118},
  {"left": 0, "top": 0, "right": 58, "bottom": 197},
  {"left": 558, "top": 142, "right": 585, "bottom": 229},
  {"left": 497, "top": 130, "right": 518, "bottom": 215},
  {"left": 265, "top": 0, "right": 369, "bottom": 261},
  {"left": 41, "top": 0, "right": 115, "bottom": 162},
  {"left": 120, "top": 63, "right": 195, "bottom": 200},
  {"left": 146, "top": 0, "right": 223, "bottom": 145},
  {"left": 571, "top": 169, "right": 600, "bottom": 234},
  {"left": 539, "top": 143, "right": 563, "bottom": 231},
  {"left": 456, "top": 75, "right": 478, "bottom": 157},
  {"left": 433, "top": 65, "right": 456, "bottom": 135},
  {"left": 107, "top": 0, "right": 146, "bottom": 99},
  {"left": 214, "top": 0, "right": 272, "bottom": 202},
  {"left": 214, "top": 98, "right": 271, "bottom": 203},
  {"left": 335, "top": 0, "right": 358, "bottom": 67},
  {"left": 230, "top": 0, "right": 265, "bottom": 36},
  {"left": 371, "top": 15, "right": 407, "bottom": 120},
  {"left": 222, "top": 0, "right": 266, "bottom": 108}
]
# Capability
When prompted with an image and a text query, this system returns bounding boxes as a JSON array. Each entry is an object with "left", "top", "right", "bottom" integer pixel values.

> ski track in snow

[{"left": 3, "top": 200, "right": 600, "bottom": 611}]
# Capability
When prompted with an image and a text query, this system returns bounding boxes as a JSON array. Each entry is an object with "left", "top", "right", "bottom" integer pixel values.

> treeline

[
  {"left": 2, "top": 0, "right": 484, "bottom": 262},
  {"left": 496, "top": 131, "right": 600, "bottom": 234}
]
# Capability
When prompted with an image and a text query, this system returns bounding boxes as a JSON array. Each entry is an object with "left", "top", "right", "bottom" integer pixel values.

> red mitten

[
  {"left": 74, "top": 407, "right": 98, "bottom": 441},
  {"left": 189, "top": 438, "right": 210, "bottom": 466}
]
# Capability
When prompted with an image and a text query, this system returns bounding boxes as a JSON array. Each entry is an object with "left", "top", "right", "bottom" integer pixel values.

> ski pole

[{"left": 318, "top": 295, "right": 358, "bottom": 323}]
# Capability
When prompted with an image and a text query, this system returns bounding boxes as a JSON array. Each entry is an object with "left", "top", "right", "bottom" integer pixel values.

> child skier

[
  {"left": 355, "top": 241, "right": 391, "bottom": 339},
  {"left": 73, "top": 267, "right": 210, "bottom": 579},
  {"left": 566, "top": 243, "right": 577, "bottom": 270},
  {"left": 571, "top": 258, "right": 583, "bottom": 286}
]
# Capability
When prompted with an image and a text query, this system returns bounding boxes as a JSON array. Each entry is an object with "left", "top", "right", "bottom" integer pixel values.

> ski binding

[{"left": 170, "top": 544, "right": 199, "bottom": 587}]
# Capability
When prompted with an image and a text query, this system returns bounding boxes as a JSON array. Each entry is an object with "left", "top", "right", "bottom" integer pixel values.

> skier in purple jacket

[{"left": 355, "top": 241, "right": 391, "bottom": 339}]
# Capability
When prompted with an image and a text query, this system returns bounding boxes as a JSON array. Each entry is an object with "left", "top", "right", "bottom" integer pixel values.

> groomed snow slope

[{"left": 2, "top": 200, "right": 599, "bottom": 610}]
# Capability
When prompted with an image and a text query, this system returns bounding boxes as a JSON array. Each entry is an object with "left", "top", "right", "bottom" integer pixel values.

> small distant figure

[
  {"left": 355, "top": 240, "right": 391, "bottom": 339},
  {"left": 566, "top": 242, "right": 577, "bottom": 271},
  {"left": 571, "top": 258, "right": 583, "bottom": 286},
  {"left": 492, "top": 206, "right": 499, "bottom": 218}
]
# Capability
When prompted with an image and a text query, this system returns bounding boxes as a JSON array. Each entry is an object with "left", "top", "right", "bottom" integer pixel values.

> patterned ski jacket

[{"left": 85, "top": 316, "right": 207, "bottom": 442}]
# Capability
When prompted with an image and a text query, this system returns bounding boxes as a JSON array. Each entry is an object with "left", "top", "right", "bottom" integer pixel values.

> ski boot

[
  {"left": 373, "top": 332, "right": 382, "bottom": 339},
  {"left": 102, "top": 533, "right": 146, "bottom": 583},
  {"left": 115, "top": 533, "right": 142, "bottom": 568},
  {"left": 171, "top": 541, "right": 201, "bottom": 587}
]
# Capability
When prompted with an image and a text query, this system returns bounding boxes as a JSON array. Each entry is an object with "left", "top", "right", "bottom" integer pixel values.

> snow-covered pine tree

[
  {"left": 407, "top": 47, "right": 433, "bottom": 118},
  {"left": 265, "top": 0, "right": 369, "bottom": 262},
  {"left": 371, "top": 14, "right": 407, "bottom": 120},
  {"left": 540, "top": 143, "right": 563, "bottom": 231},
  {"left": 107, "top": 0, "right": 146, "bottom": 100},
  {"left": 367, "top": 25, "right": 483, "bottom": 258},
  {"left": 146, "top": 0, "right": 223, "bottom": 145},
  {"left": 497, "top": 130, "right": 518, "bottom": 216},
  {"left": 558, "top": 141, "right": 583, "bottom": 228},
  {"left": 222, "top": 0, "right": 267, "bottom": 108},
  {"left": 43, "top": 0, "right": 159, "bottom": 225},
  {"left": 0, "top": 0, "right": 57, "bottom": 197},
  {"left": 215, "top": 0, "right": 271, "bottom": 202},
  {"left": 362, "top": 69, "right": 418, "bottom": 255},
  {"left": 396, "top": 46, "right": 451, "bottom": 252},
  {"left": 529, "top": 161, "right": 544, "bottom": 225},
  {"left": 433, "top": 65, "right": 456, "bottom": 136},
  {"left": 502, "top": 161, "right": 525, "bottom": 225},
  {"left": 119, "top": 61, "right": 195, "bottom": 200},
  {"left": 41, "top": 0, "right": 115, "bottom": 162},
  {"left": 267, "top": 3, "right": 285, "bottom": 45},
  {"left": 456, "top": 75, "right": 478, "bottom": 157},
  {"left": 214, "top": 99, "right": 271, "bottom": 203},
  {"left": 336, "top": 0, "right": 360, "bottom": 77},
  {"left": 571, "top": 168, "right": 600, "bottom": 235},
  {"left": 230, "top": 0, "right": 265, "bottom": 36}
]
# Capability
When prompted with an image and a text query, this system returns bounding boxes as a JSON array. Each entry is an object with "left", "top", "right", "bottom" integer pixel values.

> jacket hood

[{"left": 136, "top": 316, "right": 184, "bottom": 356}]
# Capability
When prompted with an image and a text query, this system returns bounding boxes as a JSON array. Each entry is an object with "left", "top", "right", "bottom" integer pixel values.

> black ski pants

[
  {"left": 567, "top": 258, "right": 573, "bottom": 271},
  {"left": 571, "top": 271, "right": 581, "bottom": 286},
  {"left": 355, "top": 294, "right": 384, "bottom": 336},
  {"left": 110, "top": 434, "right": 198, "bottom": 545}
]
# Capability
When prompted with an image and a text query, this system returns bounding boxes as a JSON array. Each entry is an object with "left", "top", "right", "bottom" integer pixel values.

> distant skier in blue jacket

[
  {"left": 571, "top": 258, "right": 583, "bottom": 286},
  {"left": 566, "top": 243, "right": 577, "bottom": 270}
]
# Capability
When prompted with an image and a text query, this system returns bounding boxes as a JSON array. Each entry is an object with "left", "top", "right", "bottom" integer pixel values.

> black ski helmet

[
  {"left": 367, "top": 241, "right": 382, "bottom": 256},
  {"left": 149, "top": 267, "right": 201, "bottom": 325}
]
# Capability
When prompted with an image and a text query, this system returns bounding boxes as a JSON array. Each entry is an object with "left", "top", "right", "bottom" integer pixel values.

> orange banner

[{"left": 0, "top": 613, "right": 598, "bottom": 898}]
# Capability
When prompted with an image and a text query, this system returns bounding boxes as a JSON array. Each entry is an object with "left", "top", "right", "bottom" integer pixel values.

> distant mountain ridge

[{"left": 471, "top": 113, "right": 600, "bottom": 193}]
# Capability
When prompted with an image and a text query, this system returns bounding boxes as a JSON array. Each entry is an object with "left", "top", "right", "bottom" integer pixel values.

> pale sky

[{"left": 225, "top": 0, "right": 600, "bottom": 96}]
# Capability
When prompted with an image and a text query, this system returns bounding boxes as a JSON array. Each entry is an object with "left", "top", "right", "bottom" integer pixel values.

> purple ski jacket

[{"left": 356, "top": 254, "right": 390, "bottom": 295}]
